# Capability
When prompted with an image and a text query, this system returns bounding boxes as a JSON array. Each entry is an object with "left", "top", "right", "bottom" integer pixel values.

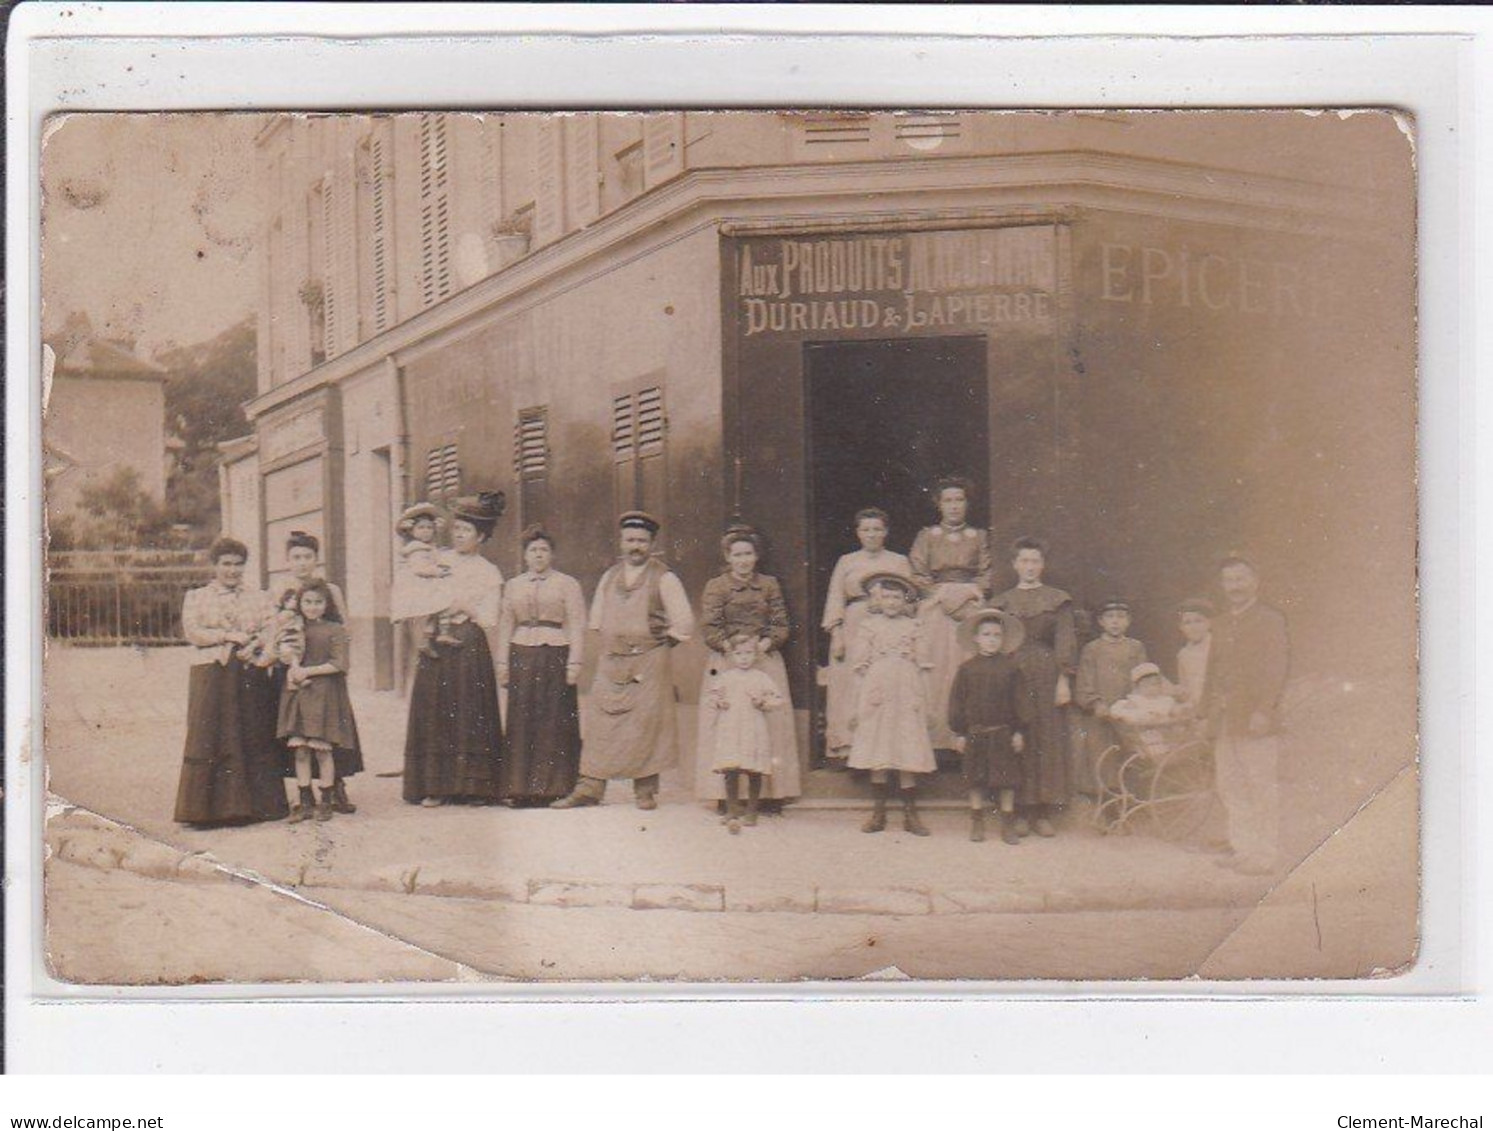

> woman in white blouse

[
  {"left": 400, "top": 492, "right": 508, "bottom": 807},
  {"left": 496, "top": 525, "right": 587, "bottom": 805},
  {"left": 174, "top": 537, "right": 290, "bottom": 826}
]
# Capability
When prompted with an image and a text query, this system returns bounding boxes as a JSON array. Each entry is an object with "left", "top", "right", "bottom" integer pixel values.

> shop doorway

[{"left": 804, "top": 336, "right": 990, "bottom": 764}]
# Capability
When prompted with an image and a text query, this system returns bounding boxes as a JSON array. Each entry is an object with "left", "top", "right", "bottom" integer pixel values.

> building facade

[
  {"left": 226, "top": 111, "right": 1416, "bottom": 796},
  {"left": 46, "top": 320, "right": 170, "bottom": 516}
]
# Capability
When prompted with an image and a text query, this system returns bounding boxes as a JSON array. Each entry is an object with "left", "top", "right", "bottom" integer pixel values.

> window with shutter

[
  {"left": 611, "top": 385, "right": 667, "bottom": 517},
  {"left": 370, "top": 127, "right": 393, "bottom": 333},
  {"left": 307, "top": 184, "right": 327, "bottom": 368},
  {"left": 534, "top": 119, "right": 565, "bottom": 247},
  {"left": 418, "top": 114, "right": 453, "bottom": 308},
  {"left": 565, "top": 116, "right": 601, "bottom": 228},
  {"left": 636, "top": 387, "right": 665, "bottom": 458},
  {"left": 636, "top": 386, "right": 667, "bottom": 516},
  {"left": 514, "top": 408, "right": 549, "bottom": 480},
  {"left": 515, "top": 406, "right": 550, "bottom": 527},
  {"left": 424, "top": 443, "right": 460, "bottom": 503},
  {"left": 612, "top": 393, "right": 635, "bottom": 464}
]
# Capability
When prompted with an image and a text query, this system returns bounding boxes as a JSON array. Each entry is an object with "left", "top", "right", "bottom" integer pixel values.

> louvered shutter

[
  {"left": 323, "top": 154, "right": 359, "bottom": 358},
  {"left": 534, "top": 118, "right": 565, "bottom": 247},
  {"left": 424, "top": 444, "right": 460, "bottom": 502},
  {"left": 565, "top": 116, "right": 601, "bottom": 228},
  {"left": 611, "top": 386, "right": 667, "bottom": 517},
  {"left": 636, "top": 386, "right": 668, "bottom": 516},
  {"left": 514, "top": 408, "right": 549, "bottom": 480},
  {"left": 515, "top": 406, "right": 550, "bottom": 527},
  {"left": 370, "top": 127, "right": 394, "bottom": 334},
  {"left": 642, "top": 113, "right": 685, "bottom": 189},
  {"left": 418, "top": 114, "right": 453, "bottom": 308},
  {"left": 319, "top": 177, "right": 338, "bottom": 359}
]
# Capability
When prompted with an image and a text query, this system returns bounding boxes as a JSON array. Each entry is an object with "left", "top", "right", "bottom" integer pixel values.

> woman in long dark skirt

[
  {"left": 174, "top": 537, "right": 290, "bottom": 827},
  {"left": 496, "top": 525, "right": 586, "bottom": 805},
  {"left": 993, "top": 536, "right": 1079, "bottom": 838},
  {"left": 402, "top": 492, "right": 508, "bottom": 806}
]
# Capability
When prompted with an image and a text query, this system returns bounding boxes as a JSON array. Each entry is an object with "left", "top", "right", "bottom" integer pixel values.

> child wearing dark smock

[
  {"left": 277, "top": 582, "right": 361, "bottom": 823},
  {"left": 948, "top": 608, "right": 1031, "bottom": 844}
]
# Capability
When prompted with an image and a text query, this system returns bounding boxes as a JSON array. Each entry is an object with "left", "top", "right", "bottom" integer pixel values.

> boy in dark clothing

[{"left": 948, "top": 608, "right": 1031, "bottom": 844}]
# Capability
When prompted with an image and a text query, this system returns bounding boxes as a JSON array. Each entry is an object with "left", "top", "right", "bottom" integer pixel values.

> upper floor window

[{"left": 418, "top": 114, "right": 452, "bottom": 308}]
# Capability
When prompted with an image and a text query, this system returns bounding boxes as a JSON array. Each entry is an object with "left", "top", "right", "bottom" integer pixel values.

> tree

[
  {"left": 155, "top": 317, "right": 257, "bottom": 539},
  {"left": 54, "top": 466, "right": 173, "bottom": 550}
]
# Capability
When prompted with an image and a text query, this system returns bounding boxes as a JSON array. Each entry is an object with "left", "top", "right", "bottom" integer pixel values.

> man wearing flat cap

[
  {"left": 1207, "top": 555, "right": 1290, "bottom": 876},
  {"left": 552, "top": 511, "right": 695, "bottom": 810}
]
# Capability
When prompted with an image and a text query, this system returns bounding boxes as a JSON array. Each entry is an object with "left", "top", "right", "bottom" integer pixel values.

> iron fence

[{"left": 47, "top": 550, "right": 214, "bottom": 646}]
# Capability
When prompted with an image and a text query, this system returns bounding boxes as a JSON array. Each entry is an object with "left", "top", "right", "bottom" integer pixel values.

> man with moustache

[
  {"left": 552, "top": 512, "right": 695, "bottom": 810},
  {"left": 1207, "top": 554, "right": 1291, "bottom": 876}
]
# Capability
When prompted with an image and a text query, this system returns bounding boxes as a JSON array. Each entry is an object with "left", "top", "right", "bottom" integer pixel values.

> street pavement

[{"left": 39, "top": 644, "right": 1418, "bottom": 985}]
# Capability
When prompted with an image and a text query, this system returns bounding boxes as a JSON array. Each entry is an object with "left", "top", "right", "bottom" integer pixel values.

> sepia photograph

[{"left": 39, "top": 107, "right": 1418, "bottom": 986}]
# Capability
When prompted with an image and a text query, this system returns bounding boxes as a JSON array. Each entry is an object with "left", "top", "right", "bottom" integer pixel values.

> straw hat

[{"left": 957, "top": 606, "right": 1026, "bottom": 654}]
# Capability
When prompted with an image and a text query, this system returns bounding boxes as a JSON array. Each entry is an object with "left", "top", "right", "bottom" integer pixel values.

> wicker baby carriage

[{"left": 1093, "top": 717, "right": 1217, "bottom": 841}]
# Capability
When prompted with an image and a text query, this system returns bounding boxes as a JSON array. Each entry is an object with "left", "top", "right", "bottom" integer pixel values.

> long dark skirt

[
  {"left": 175, "top": 658, "right": 291, "bottom": 826},
  {"left": 1013, "top": 644, "right": 1071, "bottom": 808},
  {"left": 402, "top": 620, "right": 505, "bottom": 803},
  {"left": 272, "top": 664, "right": 364, "bottom": 778},
  {"left": 499, "top": 643, "right": 581, "bottom": 803}
]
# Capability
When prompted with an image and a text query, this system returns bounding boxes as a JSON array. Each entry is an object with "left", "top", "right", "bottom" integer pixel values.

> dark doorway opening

[{"left": 804, "top": 336, "right": 990, "bottom": 766}]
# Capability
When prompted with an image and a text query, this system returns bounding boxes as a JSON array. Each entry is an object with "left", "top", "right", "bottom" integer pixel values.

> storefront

[{"left": 235, "top": 147, "right": 1413, "bottom": 801}]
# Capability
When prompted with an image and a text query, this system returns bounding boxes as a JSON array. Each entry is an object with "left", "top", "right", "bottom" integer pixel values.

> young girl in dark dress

[{"left": 277, "top": 581, "right": 361, "bottom": 823}]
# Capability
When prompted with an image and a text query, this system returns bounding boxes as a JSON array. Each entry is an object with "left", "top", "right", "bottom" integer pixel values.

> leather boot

[
  {"left": 314, "top": 788, "right": 335, "bottom": 822},
  {"left": 861, "top": 782, "right": 888, "bottom": 833},
  {"left": 332, "top": 777, "right": 356, "bottom": 814},
  {"left": 289, "top": 785, "right": 314, "bottom": 823},
  {"left": 901, "top": 789, "right": 931, "bottom": 837},
  {"left": 969, "top": 809, "right": 986, "bottom": 843},
  {"left": 1001, "top": 811, "right": 1021, "bottom": 845}
]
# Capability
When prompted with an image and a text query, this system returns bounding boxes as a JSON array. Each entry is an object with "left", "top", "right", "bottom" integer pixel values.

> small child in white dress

[
  {"left": 705, "top": 632, "right": 786, "bottom": 834},
  {"left": 1109, "top": 662, "right": 1190, "bottom": 758},
  {"left": 392, "top": 503, "right": 457, "bottom": 657}
]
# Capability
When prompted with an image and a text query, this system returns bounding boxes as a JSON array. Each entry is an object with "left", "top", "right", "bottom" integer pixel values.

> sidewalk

[{"left": 41, "top": 644, "right": 1413, "bottom": 920}]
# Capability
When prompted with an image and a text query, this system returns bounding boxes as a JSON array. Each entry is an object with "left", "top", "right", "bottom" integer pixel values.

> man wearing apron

[{"left": 552, "top": 511, "right": 695, "bottom": 809}]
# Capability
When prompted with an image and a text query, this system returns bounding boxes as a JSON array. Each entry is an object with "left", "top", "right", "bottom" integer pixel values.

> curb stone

[
  {"left": 46, "top": 829, "right": 1268, "bottom": 917},
  {"left": 632, "top": 883, "right": 724, "bottom": 912}
]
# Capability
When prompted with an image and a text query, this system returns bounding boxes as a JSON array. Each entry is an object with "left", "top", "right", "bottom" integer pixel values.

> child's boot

[
  {"left": 1033, "top": 807, "right": 1057, "bottom": 838},
  {"left": 289, "top": 785, "right": 314, "bottom": 824},
  {"left": 901, "top": 788, "right": 931, "bottom": 837},
  {"left": 331, "top": 777, "right": 357, "bottom": 815},
  {"left": 743, "top": 797, "right": 759, "bottom": 828},
  {"left": 969, "top": 808, "right": 986, "bottom": 843},
  {"left": 314, "top": 788, "right": 335, "bottom": 822},
  {"left": 861, "top": 782, "right": 888, "bottom": 833},
  {"left": 726, "top": 799, "right": 743, "bottom": 835},
  {"left": 1001, "top": 811, "right": 1022, "bottom": 845}
]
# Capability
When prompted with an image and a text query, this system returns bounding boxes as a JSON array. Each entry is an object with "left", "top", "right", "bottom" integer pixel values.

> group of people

[{"left": 172, "top": 476, "right": 1290, "bottom": 874}]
